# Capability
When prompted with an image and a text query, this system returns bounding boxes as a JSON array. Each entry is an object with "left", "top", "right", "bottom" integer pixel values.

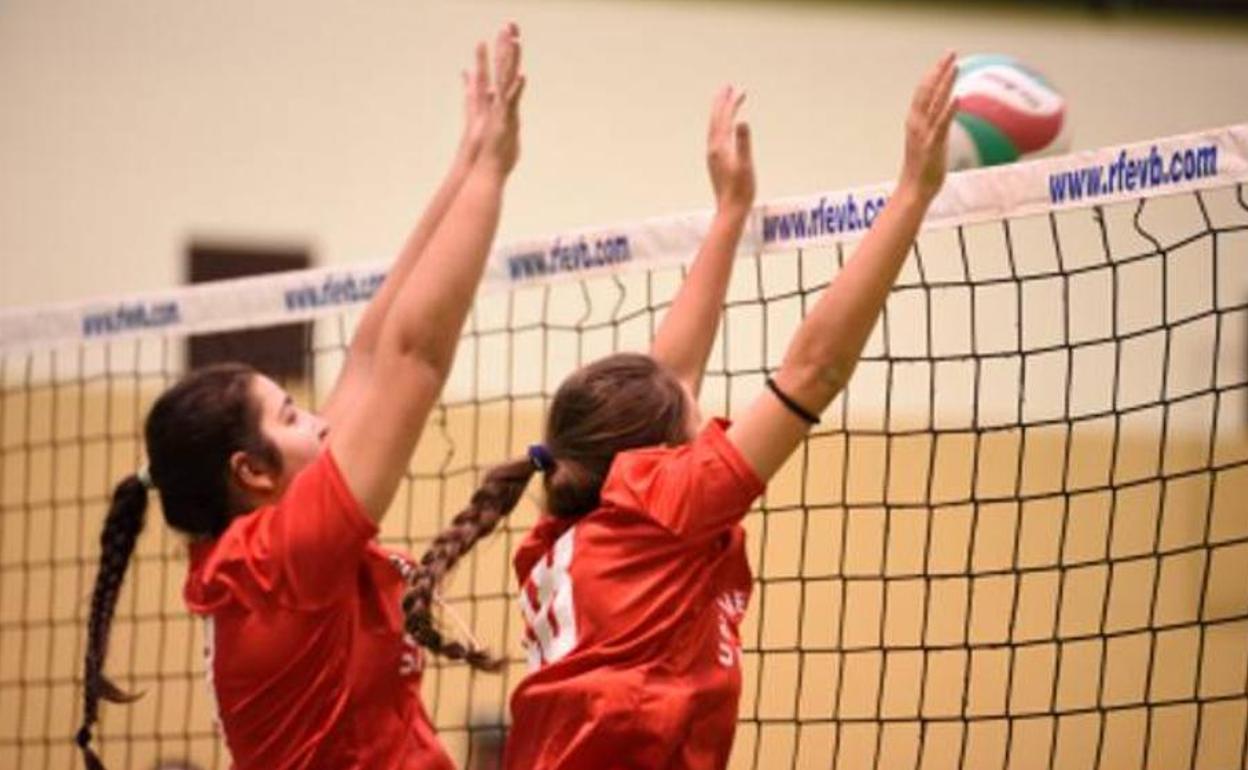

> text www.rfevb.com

[
  {"left": 1048, "top": 143, "right": 1218, "bottom": 203},
  {"left": 82, "top": 302, "right": 181, "bottom": 337},
  {"left": 505, "top": 235, "right": 632, "bottom": 281},
  {"left": 283, "top": 272, "right": 386, "bottom": 311},
  {"left": 760, "top": 141, "right": 1221, "bottom": 247},
  {"left": 761, "top": 192, "right": 889, "bottom": 246}
]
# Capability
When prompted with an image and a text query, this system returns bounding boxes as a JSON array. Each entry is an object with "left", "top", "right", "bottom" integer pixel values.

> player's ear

[{"left": 229, "top": 450, "right": 278, "bottom": 499}]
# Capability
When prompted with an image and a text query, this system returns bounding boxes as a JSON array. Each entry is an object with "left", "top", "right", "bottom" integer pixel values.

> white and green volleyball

[{"left": 946, "top": 54, "right": 1069, "bottom": 171}]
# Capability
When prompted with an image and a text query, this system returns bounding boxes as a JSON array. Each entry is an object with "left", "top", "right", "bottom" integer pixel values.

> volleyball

[{"left": 946, "top": 54, "right": 1069, "bottom": 170}]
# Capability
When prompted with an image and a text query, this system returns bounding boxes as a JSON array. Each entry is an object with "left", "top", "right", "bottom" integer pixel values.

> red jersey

[
  {"left": 183, "top": 450, "right": 454, "bottom": 770},
  {"left": 506, "top": 418, "right": 764, "bottom": 770}
]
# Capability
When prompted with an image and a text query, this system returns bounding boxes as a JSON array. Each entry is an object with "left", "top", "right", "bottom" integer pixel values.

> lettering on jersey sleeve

[
  {"left": 519, "top": 527, "right": 579, "bottom": 671},
  {"left": 201, "top": 617, "right": 225, "bottom": 731},
  {"left": 388, "top": 552, "right": 426, "bottom": 678},
  {"left": 715, "top": 590, "right": 748, "bottom": 668}
]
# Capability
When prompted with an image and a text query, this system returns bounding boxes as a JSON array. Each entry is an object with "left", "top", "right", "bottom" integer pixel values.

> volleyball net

[{"left": 1, "top": 125, "right": 1246, "bottom": 770}]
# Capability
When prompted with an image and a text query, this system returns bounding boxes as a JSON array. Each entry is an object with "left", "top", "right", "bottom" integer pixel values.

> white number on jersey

[{"left": 519, "top": 527, "right": 579, "bottom": 671}]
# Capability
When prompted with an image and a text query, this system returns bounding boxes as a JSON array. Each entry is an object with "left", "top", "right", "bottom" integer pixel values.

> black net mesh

[{"left": 1, "top": 183, "right": 1245, "bottom": 769}]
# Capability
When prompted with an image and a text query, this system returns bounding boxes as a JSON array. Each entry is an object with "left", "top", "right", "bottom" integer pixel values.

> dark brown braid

[
  {"left": 402, "top": 459, "right": 534, "bottom": 671},
  {"left": 76, "top": 363, "right": 274, "bottom": 767},
  {"left": 76, "top": 474, "right": 149, "bottom": 770}
]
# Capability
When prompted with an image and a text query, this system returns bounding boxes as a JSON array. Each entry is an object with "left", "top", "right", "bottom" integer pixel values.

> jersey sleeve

[
  {"left": 599, "top": 418, "right": 764, "bottom": 539},
  {"left": 200, "top": 449, "right": 379, "bottom": 610},
  {"left": 268, "top": 448, "right": 378, "bottom": 605}
]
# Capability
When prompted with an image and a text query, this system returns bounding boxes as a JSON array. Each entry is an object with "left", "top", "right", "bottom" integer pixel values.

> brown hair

[
  {"left": 402, "top": 352, "right": 689, "bottom": 670},
  {"left": 77, "top": 363, "right": 279, "bottom": 769}
]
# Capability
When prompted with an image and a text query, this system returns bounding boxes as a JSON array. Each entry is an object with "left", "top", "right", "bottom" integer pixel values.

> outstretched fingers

[
  {"left": 912, "top": 51, "right": 957, "bottom": 122},
  {"left": 916, "top": 53, "right": 958, "bottom": 155},
  {"left": 709, "top": 85, "right": 747, "bottom": 153},
  {"left": 900, "top": 51, "right": 958, "bottom": 198},
  {"left": 473, "top": 22, "right": 524, "bottom": 175},
  {"left": 462, "top": 41, "right": 491, "bottom": 120},
  {"left": 505, "top": 74, "right": 526, "bottom": 112},
  {"left": 735, "top": 119, "right": 753, "bottom": 166},
  {"left": 729, "top": 89, "right": 747, "bottom": 145},
  {"left": 493, "top": 22, "right": 522, "bottom": 104},
  {"left": 706, "top": 83, "right": 754, "bottom": 212},
  {"left": 928, "top": 55, "right": 957, "bottom": 120},
  {"left": 707, "top": 85, "right": 732, "bottom": 146},
  {"left": 473, "top": 41, "right": 491, "bottom": 99},
  {"left": 933, "top": 89, "right": 959, "bottom": 146}
]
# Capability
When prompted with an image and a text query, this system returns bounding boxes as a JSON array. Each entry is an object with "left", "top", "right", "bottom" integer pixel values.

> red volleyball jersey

[
  {"left": 506, "top": 418, "right": 765, "bottom": 770},
  {"left": 183, "top": 450, "right": 454, "bottom": 770}
]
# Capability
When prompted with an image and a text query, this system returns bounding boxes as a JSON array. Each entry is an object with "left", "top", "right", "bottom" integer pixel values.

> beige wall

[{"left": 1, "top": 0, "right": 1246, "bottom": 309}]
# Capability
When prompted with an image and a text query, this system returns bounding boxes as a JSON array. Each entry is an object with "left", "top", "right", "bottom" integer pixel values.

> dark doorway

[{"left": 186, "top": 242, "right": 312, "bottom": 382}]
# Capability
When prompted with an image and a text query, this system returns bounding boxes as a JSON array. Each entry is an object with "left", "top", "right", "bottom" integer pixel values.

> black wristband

[{"left": 765, "top": 377, "right": 820, "bottom": 425}]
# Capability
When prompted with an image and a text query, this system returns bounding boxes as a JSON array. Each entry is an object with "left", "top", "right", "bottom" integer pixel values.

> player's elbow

[
  {"left": 780, "top": 356, "right": 853, "bottom": 410},
  {"left": 380, "top": 317, "right": 455, "bottom": 376},
  {"left": 376, "top": 349, "right": 447, "bottom": 407}
]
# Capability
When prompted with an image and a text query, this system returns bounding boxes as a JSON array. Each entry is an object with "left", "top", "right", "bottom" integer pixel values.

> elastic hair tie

[
  {"left": 527, "top": 444, "right": 556, "bottom": 474},
  {"left": 765, "top": 377, "right": 820, "bottom": 425},
  {"left": 136, "top": 465, "right": 155, "bottom": 490}
]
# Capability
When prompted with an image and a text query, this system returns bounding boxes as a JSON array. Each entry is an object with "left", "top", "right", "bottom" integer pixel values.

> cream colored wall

[{"left": 1, "top": 0, "right": 1246, "bottom": 309}]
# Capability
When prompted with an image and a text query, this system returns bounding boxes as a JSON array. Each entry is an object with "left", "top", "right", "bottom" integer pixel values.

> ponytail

[
  {"left": 76, "top": 475, "right": 150, "bottom": 770},
  {"left": 403, "top": 459, "right": 534, "bottom": 671}
]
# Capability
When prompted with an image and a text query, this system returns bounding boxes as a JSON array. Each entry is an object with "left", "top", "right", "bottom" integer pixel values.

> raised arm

[
  {"left": 330, "top": 23, "right": 525, "bottom": 520},
  {"left": 320, "top": 42, "right": 495, "bottom": 427},
  {"left": 728, "top": 52, "right": 958, "bottom": 480},
  {"left": 649, "top": 86, "right": 755, "bottom": 398}
]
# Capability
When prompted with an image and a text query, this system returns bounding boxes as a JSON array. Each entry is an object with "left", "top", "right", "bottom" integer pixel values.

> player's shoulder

[{"left": 599, "top": 438, "right": 691, "bottom": 507}]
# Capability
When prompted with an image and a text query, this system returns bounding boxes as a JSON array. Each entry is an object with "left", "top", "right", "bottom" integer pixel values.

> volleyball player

[
  {"left": 75, "top": 23, "right": 525, "bottom": 770},
  {"left": 403, "top": 53, "right": 957, "bottom": 769}
]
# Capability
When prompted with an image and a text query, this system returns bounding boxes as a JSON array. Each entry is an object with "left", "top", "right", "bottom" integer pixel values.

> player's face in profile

[{"left": 250, "top": 374, "right": 328, "bottom": 491}]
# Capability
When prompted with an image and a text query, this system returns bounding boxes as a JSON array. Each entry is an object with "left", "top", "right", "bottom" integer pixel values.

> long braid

[
  {"left": 73, "top": 364, "right": 269, "bottom": 765},
  {"left": 76, "top": 475, "right": 149, "bottom": 770},
  {"left": 402, "top": 459, "right": 534, "bottom": 671}
]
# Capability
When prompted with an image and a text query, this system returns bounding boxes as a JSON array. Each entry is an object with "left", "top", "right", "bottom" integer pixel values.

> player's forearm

[
  {"left": 775, "top": 182, "right": 931, "bottom": 409},
  {"left": 378, "top": 163, "right": 506, "bottom": 376},
  {"left": 650, "top": 207, "right": 747, "bottom": 394}
]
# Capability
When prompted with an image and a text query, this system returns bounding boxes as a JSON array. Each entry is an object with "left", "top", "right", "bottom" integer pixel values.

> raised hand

[
  {"left": 707, "top": 86, "right": 755, "bottom": 216},
  {"left": 330, "top": 24, "right": 527, "bottom": 522},
  {"left": 478, "top": 22, "right": 525, "bottom": 176},
  {"left": 900, "top": 51, "right": 958, "bottom": 201},
  {"left": 648, "top": 85, "right": 755, "bottom": 396},
  {"left": 320, "top": 30, "right": 522, "bottom": 427}
]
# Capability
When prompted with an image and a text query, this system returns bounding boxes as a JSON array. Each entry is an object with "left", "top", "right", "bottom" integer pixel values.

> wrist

[
  {"left": 454, "top": 136, "right": 481, "bottom": 167},
  {"left": 447, "top": 149, "right": 476, "bottom": 182},
  {"left": 470, "top": 154, "right": 512, "bottom": 184},
  {"left": 715, "top": 199, "right": 752, "bottom": 221},
  {"left": 891, "top": 178, "right": 933, "bottom": 208}
]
